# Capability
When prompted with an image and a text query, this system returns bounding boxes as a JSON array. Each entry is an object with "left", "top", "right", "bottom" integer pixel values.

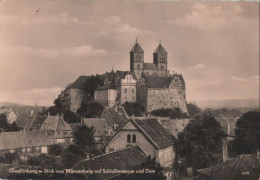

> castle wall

[
  {"left": 146, "top": 88, "right": 188, "bottom": 113},
  {"left": 68, "top": 89, "right": 85, "bottom": 113}
]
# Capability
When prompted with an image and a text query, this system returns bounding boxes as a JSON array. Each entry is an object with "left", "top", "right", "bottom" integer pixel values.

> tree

[
  {"left": 122, "top": 102, "right": 145, "bottom": 117},
  {"left": 121, "top": 156, "right": 166, "bottom": 180},
  {"left": 73, "top": 125, "right": 95, "bottom": 148},
  {"left": 77, "top": 103, "right": 104, "bottom": 118},
  {"left": 48, "top": 144, "right": 63, "bottom": 156},
  {"left": 151, "top": 108, "right": 188, "bottom": 119},
  {"left": 231, "top": 111, "right": 260, "bottom": 155},
  {"left": 0, "top": 114, "right": 21, "bottom": 132},
  {"left": 61, "top": 152, "right": 82, "bottom": 169},
  {"left": 178, "top": 114, "right": 226, "bottom": 175},
  {"left": 186, "top": 103, "right": 202, "bottom": 117},
  {"left": 84, "top": 76, "right": 104, "bottom": 98}
]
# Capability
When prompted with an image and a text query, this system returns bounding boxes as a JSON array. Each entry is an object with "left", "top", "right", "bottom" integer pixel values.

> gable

[{"left": 122, "top": 121, "right": 138, "bottom": 130}]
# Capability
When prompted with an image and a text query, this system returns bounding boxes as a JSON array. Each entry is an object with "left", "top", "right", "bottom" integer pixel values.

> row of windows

[
  {"left": 127, "top": 134, "right": 136, "bottom": 143},
  {"left": 124, "top": 89, "right": 135, "bottom": 93}
]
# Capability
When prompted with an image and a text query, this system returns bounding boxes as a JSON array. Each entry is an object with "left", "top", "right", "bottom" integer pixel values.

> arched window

[
  {"left": 132, "top": 135, "right": 136, "bottom": 143},
  {"left": 161, "top": 65, "right": 164, "bottom": 70},
  {"left": 137, "top": 64, "right": 140, "bottom": 70},
  {"left": 127, "top": 134, "right": 131, "bottom": 142}
]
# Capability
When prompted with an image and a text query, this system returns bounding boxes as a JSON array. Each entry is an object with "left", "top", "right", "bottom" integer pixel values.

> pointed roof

[
  {"left": 154, "top": 43, "right": 167, "bottom": 53},
  {"left": 130, "top": 42, "right": 144, "bottom": 53},
  {"left": 40, "top": 115, "right": 72, "bottom": 131}
]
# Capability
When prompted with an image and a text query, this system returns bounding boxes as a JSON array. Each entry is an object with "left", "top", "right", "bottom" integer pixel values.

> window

[
  {"left": 124, "top": 88, "right": 127, "bottom": 93},
  {"left": 132, "top": 135, "right": 136, "bottom": 143},
  {"left": 136, "top": 54, "right": 141, "bottom": 61},
  {"left": 113, "top": 123, "right": 119, "bottom": 130},
  {"left": 127, "top": 134, "right": 131, "bottom": 142},
  {"left": 137, "top": 64, "right": 140, "bottom": 70},
  {"left": 63, "top": 132, "right": 68, "bottom": 135},
  {"left": 161, "top": 66, "right": 164, "bottom": 70},
  {"left": 132, "top": 89, "right": 134, "bottom": 93}
]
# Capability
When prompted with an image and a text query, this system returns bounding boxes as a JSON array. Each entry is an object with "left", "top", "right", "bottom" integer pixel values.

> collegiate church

[{"left": 130, "top": 40, "right": 168, "bottom": 80}]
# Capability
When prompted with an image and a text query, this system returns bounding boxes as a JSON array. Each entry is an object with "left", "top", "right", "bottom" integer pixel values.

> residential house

[
  {"left": 196, "top": 154, "right": 259, "bottom": 180},
  {"left": 82, "top": 118, "right": 113, "bottom": 149},
  {"left": 40, "top": 115, "right": 73, "bottom": 145},
  {"left": 100, "top": 106, "right": 128, "bottom": 131},
  {"left": 72, "top": 146, "right": 147, "bottom": 180},
  {"left": 0, "top": 130, "right": 54, "bottom": 158},
  {"left": 6, "top": 110, "right": 18, "bottom": 124},
  {"left": 104, "top": 119, "right": 175, "bottom": 168}
]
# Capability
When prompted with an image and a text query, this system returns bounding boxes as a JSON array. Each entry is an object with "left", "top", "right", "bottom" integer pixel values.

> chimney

[
  {"left": 30, "top": 110, "right": 34, "bottom": 116},
  {"left": 227, "top": 124, "right": 230, "bottom": 135},
  {"left": 115, "top": 106, "right": 117, "bottom": 112},
  {"left": 222, "top": 138, "right": 228, "bottom": 162}
]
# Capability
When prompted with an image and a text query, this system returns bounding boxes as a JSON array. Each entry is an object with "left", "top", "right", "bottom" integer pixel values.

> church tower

[
  {"left": 130, "top": 40, "right": 144, "bottom": 79},
  {"left": 153, "top": 42, "right": 168, "bottom": 76}
]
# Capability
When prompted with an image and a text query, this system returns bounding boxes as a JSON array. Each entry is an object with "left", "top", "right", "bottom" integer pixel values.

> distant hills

[
  {"left": 0, "top": 102, "right": 25, "bottom": 107},
  {"left": 191, "top": 99, "right": 259, "bottom": 109}
]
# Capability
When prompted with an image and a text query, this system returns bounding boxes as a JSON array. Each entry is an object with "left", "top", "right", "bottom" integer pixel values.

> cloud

[
  {"left": 230, "top": 75, "right": 259, "bottom": 83},
  {"left": 0, "top": 45, "right": 110, "bottom": 59},
  {"left": 0, "top": 12, "right": 83, "bottom": 26},
  {"left": 169, "top": 3, "right": 255, "bottom": 30},
  {"left": 0, "top": 87, "right": 62, "bottom": 106},
  {"left": 190, "top": 63, "right": 206, "bottom": 70}
]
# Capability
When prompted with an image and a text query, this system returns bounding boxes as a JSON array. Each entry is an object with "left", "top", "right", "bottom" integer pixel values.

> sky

[{"left": 0, "top": 0, "right": 259, "bottom": 106}]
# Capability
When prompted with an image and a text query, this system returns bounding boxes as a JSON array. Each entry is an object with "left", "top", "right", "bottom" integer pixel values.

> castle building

[{"left": 59, "top": 40, "right": 188, "bottom": 115}]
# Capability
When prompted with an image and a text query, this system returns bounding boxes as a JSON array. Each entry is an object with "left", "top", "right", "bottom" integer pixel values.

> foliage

[
  {"left": 61, "top": 152, "right": 82, "bottom": 169},
  {"left": 27, "top": 154, "right": 61, "bottom": 169},
  {"left": 73, "top": 125, "right": 95, "bottom": 148},
  {"left": 77, "top": 102, "right": 104, "bottom": 118},
  {"left": 48, "top": 144, "right": 63, "bottom": 156},
  {"left": 0, "top": 113, "right": 21, "bottom": 132},
  {"left": 178, "top": 114, "right": 226, "bottom": 175},
  {"left": 231, "top": 111, "right": 260, "bottom": 156},
  {"left": 54, "top": 97, "right": 62, "bottom": 108},
  {"left": 203, "top": 108, "right": 243, "bottom": 118},
  {"left": 84, "top": 76, "right": 104, "bottom": 98},
  {"left": 63, "top": 144, "right": 85, "bottom": 157},
  {"left": 186, "top": 103, "right": 202, "bottom": 117},
  {"left": 151, "top": 108, "right": 188, "bottom": 119},
  {"left": 121, "top": 156, "right": 166, "bottom": 180},
  {"left": 0, "top": 152, "right": 20, "bottom": 164},
  {"left": 43, "top": 106, "right": 80, "bottom": 124},
  {"left": 122, "top": 102, "right": 145, "bottom": 117}
]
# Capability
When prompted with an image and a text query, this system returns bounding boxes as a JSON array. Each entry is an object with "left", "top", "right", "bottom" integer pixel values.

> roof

[
  {"left": 82, "top": 118, "right": 110, "bottom": 137},
  {"left": 0, "top": 130, "right": 54, "bottom": 151},
  {"left": 68, "top": 76, "right": 91, "bottom": 89},
  {"left": 115, "top": 70, "right": 128, "bottom": 79},
  {"left": 69, "top": 123, "right": 80, "bottom": 132},
  {"left": 144, "top": 76, "right": 172, "bottom": 88},
  {"left": 40, "top": 115, "right": 72, "bottom": 131},
  {"left": 73, "top": 146, "right": 147, "bottom": 180},
  {"left": 97, "top": 84, "right": 117, "bottom": 90},
  {"left": 198, "top": 154, "right": 259, "bottom": 180},
  {"left": 101, "top": 107, "right": 128, "bottom": 127},
  {"left": 143, "top": 63, "right": 157, "bottom": 70},
  {"left": 154, "top": 43, "right": 167, "bottom": 53},
  {"left": 130, "top": 42, "right": 144, "bottom": 53},
  {"left": 159, "top": 118, "right": 191, "bottom": 138},
  {"left": 132, "top": 119, "right": 174, "bottom": 149},
  {"left": 15, "top": 111, "right": 33, "bottom": 129},
  {"left": 27, "top": 115, "right": 47, "bottom": 131}
]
